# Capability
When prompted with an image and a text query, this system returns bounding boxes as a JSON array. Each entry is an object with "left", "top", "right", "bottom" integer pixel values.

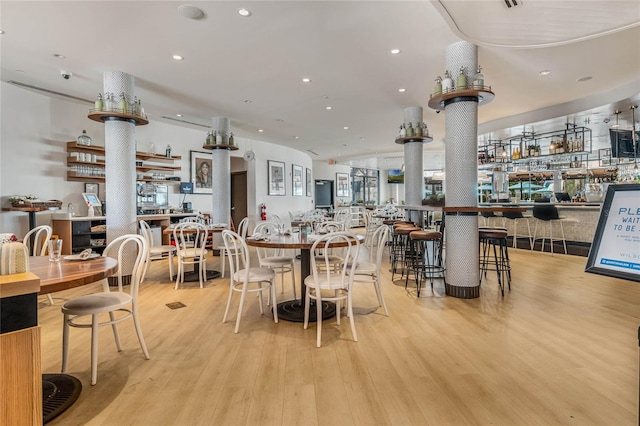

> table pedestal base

[
  {"left": 43, "top": 373, "right": 82, "bottom": 424},
  {"left": 276, "top": 300, "right": 336, "bottom": 323}
]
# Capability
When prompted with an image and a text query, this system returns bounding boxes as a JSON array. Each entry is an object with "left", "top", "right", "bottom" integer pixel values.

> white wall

[{"left": 0, "top": 82, "right": 312, "bottom": 236}]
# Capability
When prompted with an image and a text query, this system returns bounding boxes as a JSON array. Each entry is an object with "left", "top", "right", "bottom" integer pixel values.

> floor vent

[{"left": 166, "top": 302, "right": 187, "bottom": 310}]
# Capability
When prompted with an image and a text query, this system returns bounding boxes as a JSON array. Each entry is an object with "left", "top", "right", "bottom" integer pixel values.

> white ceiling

[{"left": 1, "top": 1, "right": 639, "bottom": 170}]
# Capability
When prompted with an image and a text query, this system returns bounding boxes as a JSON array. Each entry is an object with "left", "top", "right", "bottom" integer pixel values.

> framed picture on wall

[
  {"left": 84, "top": 183, "right": 99, "bottom": 196},
  {"left": 268, "top": 160, "right": 286, "bottom": 196},
  {"left": 306, "top": 168, "right": 312, "bottom": 196},
  {"left": 336, "top": 172, "right": 350, "bottom": 197},
  {"left": 190, "top": 151, "right": 213, "bottom": 194},
  {"left": 292, "top": 164, "right": 303, "bottom": 196}
]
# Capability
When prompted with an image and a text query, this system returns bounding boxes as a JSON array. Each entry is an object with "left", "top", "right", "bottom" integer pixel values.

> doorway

[
  {"left": 231, "top": 172, "right": 247, "bottom": 230},
  {"left": 314, "top": 179, "right": 334, "bottom": 210}
]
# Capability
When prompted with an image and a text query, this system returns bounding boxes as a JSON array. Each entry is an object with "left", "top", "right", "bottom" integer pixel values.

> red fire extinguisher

[{"left": 260, "top": 203, "right": 267, "bottom": 221}]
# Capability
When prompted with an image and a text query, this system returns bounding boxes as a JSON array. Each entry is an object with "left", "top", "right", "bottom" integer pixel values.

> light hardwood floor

[{"left": 40, "top": 238, "right": 639, "bottom": 425}]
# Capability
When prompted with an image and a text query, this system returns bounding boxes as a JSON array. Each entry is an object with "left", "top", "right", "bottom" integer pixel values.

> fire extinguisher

[{"left": 260, "top": 203, "right": 267, "bottom": 221}]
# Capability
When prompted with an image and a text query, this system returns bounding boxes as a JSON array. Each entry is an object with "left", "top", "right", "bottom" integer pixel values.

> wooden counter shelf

[
  {"left": 428, "top": 87, "right": 495, "bottom": 110},
  {"left": 395, "top": 135, "right": 433, "bottom": 144},
  {"left": 202, "top": 143, "right": 239, "bottom": 151},
  {"left": 88, "top": 110, "right": 149, "bottom": 126}
]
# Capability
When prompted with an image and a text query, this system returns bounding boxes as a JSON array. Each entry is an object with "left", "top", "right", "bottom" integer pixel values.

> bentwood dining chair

[
  {"left": 139, "top": 220, "right": 176, "bottom": 281},
  {"left": 253, "top": 222, "right": 296, "bottom": 297},
  {"left": 221, "top": 230, "right": 278, "bottom": 333},
  {"left": 23, "top": 225, "right": 54, "bottom": 303},
  {"left": 351, "top": 224, "right": 389, "bottom": 316},
  {"left": 217, "top": 217, "right": 249, "bottom": 278},
  {"left": 173, "top": 222, "right": 209, "bottom": 289},
  {"left": 61, "top": 234, "right": 150, "bottom": 385},
  {"left": 304, "top": 231, "right": 360, "bottom": 347}
]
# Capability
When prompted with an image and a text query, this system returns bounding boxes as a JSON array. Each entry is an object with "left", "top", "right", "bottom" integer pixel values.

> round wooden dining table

[
  {"left": 30, "top": 255, "right": 118, "bottom": 295},
  {"left": 246, "top": 232, "right": 364, "bottom": 322}
]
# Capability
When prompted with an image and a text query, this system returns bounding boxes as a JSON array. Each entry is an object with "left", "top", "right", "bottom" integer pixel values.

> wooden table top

[
  {"left": 29, "top": 256, "right": 118, "bottom": 295},
  {"left": 245, "top": 232, "right": 364, "bottom": 250},
  {"left": 162, "top": 224, "right": 227, "bottom": 234}
]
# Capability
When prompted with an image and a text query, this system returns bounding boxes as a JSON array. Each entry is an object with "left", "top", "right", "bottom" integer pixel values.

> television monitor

[
  {"left": 81, "top": 192, "right": 102, "bottom": 206},
  {"left": 554, "top": 192, "right": 571, "bottom": 202},
  {"left": 387, "top": 169, "right": 404, "bottom": 184},
  {"left": 610, "top": 129, "right": 639, "bottom": 158}
]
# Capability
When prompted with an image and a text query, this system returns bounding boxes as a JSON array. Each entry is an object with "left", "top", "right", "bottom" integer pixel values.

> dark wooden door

[{"left": 231, "top": 172, "right": 247, "bottom": 230}]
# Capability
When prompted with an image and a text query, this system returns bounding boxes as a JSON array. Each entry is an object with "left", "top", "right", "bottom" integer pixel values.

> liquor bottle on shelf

[
  {"left": 415, "top": 122, "right": 423, "bottom": 137},
  {"left": 94, "top": 93, "right": 103, "bottom": 112},
  {"left": 442, "top": 70, "right": 453, "bottom": 93},
  {"left": 215, "top": 131, "right": 222, "bottom": 144},
  {"left": 473, "top": 65, "right": 484, "bottom": 89},
  {"left": 104, "top": 92, "right": 112, "bottom": 112},
  {"left": 119, "top": 93, "right": 127, "bottom": 113},
  {"left": 229, "top": 132, "right": 235, "bottom": 146},
  {"left": 406, "top": 122, "right": 414, "bottom": 137},
  {"left": 456, "top": 67, "right": 467, "bottom": 90},
  {"left": 434, "top": 76, "right": 442, "bottom": 95},
  {"left": 165, "top": 145, "right": 172, "bottom": 158},
  {"left": 399, "top": 124, "right": 406, "bottom": 138}
]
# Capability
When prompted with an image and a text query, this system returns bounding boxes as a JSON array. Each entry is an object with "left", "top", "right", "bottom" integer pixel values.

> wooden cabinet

[
  {"left": 66, "top": 142, "right": 182, "bottom": 183},
  {"left": 52, "top": 217, "right": 107, "bottom": 255}
]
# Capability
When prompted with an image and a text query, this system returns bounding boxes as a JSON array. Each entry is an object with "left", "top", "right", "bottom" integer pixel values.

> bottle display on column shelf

[
  {"left": 434, "top": 76, "right": 442, "bottom": 95},
  {"left": 456, "top": 66, "right": 467, "bottom": 90},
  {"left": 442, "top": 70, "right": 453, "bottom": 93}
]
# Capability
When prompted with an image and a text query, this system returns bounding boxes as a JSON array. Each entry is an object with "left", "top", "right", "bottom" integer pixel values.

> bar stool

[
  {"left": 391, "top": 224, "right": 420, "bottom": 281},
  {"left": 479, "top": 228, "right": 511, "bottom": 296},
  {"left": 407, "top": 230, "right": 445, "bottom": 296},
  {"left": 531, "top": 205, "right": 567, "bottom": 255},
  {"left": 480, "top": 211, "right": 501, "bottom": 228},
  {"left": 501, "top": 210, "right": 533, "bottom": 249}
]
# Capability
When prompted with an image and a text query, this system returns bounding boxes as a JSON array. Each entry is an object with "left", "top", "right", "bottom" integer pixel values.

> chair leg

[
  {"left": 559, "top": 221, "right": 567, "bottom": 254},
  {"left": 168, "top": 251, "right": 174, "bottom": 280},
  {"left": 271, "top": 279, "right": 278, "bottom": 323},
  {"left": 61, "top": 314, "right": 69, "bottom": 373},
  {"left": 47, "top": 294, "right": 54, "bottom": 305},
  {"left": 220, "top": 249, "right": 226, "bottom": 278},
  {"left": 531, "top": 221, "right": 538, "bottom": 252},
  {"left": 91, "top": 314, "right": 99, "bottom": 385},
  {"left": 347, "top": 291, "right": 358, "bottom": 342},
  {"left": 291, "top": 263, "right": 297, "bottom": 299},
  {"left": 374, "top": 277, "right": 389, "bottom": 316},
  {"left": 549, "top": 221, "right": 554, "bottom": 256},
  {"left": 222, "top": 283, "right": 234, "bottom": 324},
  {"left": 316, "top": 291, "right": 323, "bottom": 348},
  {"left": 132, "top": 305, "right": 150, "bottom": 359},
  {"left": 303, "top": 288, "right": 311, "bottom": 330},
  {"left": 234, "top": 285, "right": 248, "bottom": 333},
  {"left": 109, "top": 311, "right": 122, "bottom": 351}
]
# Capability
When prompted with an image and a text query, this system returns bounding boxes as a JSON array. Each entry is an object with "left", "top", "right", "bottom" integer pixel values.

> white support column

[
  {"left": 443, "top": 41, "right": 481, "bottom": 298},
  {"left": 210, "top": 117, "right": 231, "bottom": 232},
  {"left": 103, "top": 71, "right": 137, "bottom": 276},
  {"left": 403, "top": 107, "right": 425, "bottom": 224}
]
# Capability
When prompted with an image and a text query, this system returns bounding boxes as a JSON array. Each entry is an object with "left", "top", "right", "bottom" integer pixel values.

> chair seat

[
  {"left": 233, "top": 267, "right": 275, "bottom": 282},
  {"left": 305, "top": 273, "right": 348, "bottom": 290},
  {"left": 314, "top": 255, "right": 343, "bottom": 263},
  {"left": 178, "top": 248, "right": 208, "bottom": 258},
  {"left": 150, "top": 245, "right": 176, "bottom": 255},
  {"left": 261, "top": 256, "right": 295, "bottom": 266},
  {"left": 62, "top": 292, "right": 131, "bottom": 315},
  {"left": 352, "top": 261, "right": 375, "bottom": 275}
]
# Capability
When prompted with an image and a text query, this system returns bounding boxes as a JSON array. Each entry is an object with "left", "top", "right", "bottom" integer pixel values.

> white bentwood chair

[
  {"left": 351, "top": 224, "right": 389, "bottom": 316},
  {"left": 23, "top": 225, "right": 54, "bottom": 304},
  {"left": 139, "top": 220, "right": 176, "bottom": 281},
  {"left": 253, "top": 222, "right": 297, "bottom": 298},
  {"left": 217, "top": 217, "right": 249, "bottom": 278},
  {"left": 221, "top": 230, "right": 278, "bottom": 333},
  {"left": 173, "top": 222, "right": 209, "bottom": 289},
  {"left": 304, "top": 231, "right": 360, "bottom": 347},
  {"left": 61, "top": 234, "right": 150, "bottom": 385}
]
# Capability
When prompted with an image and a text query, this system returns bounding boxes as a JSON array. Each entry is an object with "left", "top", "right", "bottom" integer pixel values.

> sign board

[{"left": 585, "top": 183, "right": 640, "bottom": 282}]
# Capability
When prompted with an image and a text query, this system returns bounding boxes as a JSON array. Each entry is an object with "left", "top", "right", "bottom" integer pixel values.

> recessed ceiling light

[
  {"left": 176, "top": 114, "right": 183, "bottom": 117},
  {"left": 172, "top": 55, "right": 184, "bottom": 61},
  {"left": 398, "top": 88, "right": 406, "bottom": 92},
  {"left": 302, "top": 78, "right": 311, "bottom": 83},
  {"left": 237, "top": 8, "right": 252, "bottom": 17},
  {"left": 326, "top": 106, "right": 332, "bottom": 110},
  {"left": 343, "top": 126, "right": 349, "bottom": 130},
  {"left": 577, "top": 76, "right": 592, "bottom": 82},
  {"left": 360, "top": 137, "right": 365, "bottom": 140},
  {"left": 53, "top": 53, "right": 65, "bottom": 59},
  {"left": 295, "top": 136, "right": 300, "bottom": 139},
  {"left": 390, "top": 49, "right": 401, "bottom": 55},
  {"left": 539, "top": 70, "right": 551, "bottom": 76},
  {"left": 258, "top": 129, "right": 264, "bottom": 132},
  {"left": 178, "top": 4, "right": 206, "bottom": 20},
  {"left": 244, "top": 99, "right": 252, "bottom": 103},
  {"left": 0, "top": 30, "right": 5, "bottom": 35}
]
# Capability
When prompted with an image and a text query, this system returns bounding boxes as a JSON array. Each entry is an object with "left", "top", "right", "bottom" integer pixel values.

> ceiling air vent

[
  {"left": 307, "top": 149, "right": 319, "bottom": 156},
  {"left": 7, "top": 80, "right": 92, "bottom": 103},
  {"left": 503, "top": 0, "right": 522, "bottom": 8},
  {"left": 160, "top": 116, "right": 210, "bottom": 128}
]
